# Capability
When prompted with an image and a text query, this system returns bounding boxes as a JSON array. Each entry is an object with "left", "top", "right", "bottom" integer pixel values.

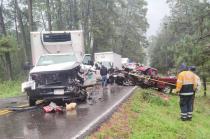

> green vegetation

[
  {"left": 149, "top": 0, "right": 210, "bottom": 79},
  {"left": 0, "top": 80, "right": 22, "bottom": 98},
  {"left": 89, "top": 88, "right": 210, "bottom": 139},
  {"left": 0, "top": 0, "right": 148, "bottom": 81}
]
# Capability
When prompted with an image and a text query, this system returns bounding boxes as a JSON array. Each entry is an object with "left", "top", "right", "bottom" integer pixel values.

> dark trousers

[
  {"left": 180, "top": 95, "right": 194, "bottom": 120},
  {"left": 101, "top": 75, "right": 107, "bottom": 87},
  {"left": 192, "top": 93, "right": 195, "bottom": 111}
]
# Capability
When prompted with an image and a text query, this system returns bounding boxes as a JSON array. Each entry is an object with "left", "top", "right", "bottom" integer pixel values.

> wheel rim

[{"left": 163, "top": 86, "right": 171, "bottom": 94}]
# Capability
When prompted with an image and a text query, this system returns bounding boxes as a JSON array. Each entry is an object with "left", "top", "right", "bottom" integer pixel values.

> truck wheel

[
  {"left": 29, "top": 97, "right": 36, "bottom": 106},
  {"left": 123, "top": 80, "right": 135, "bottom": 86},
  {"left": 79, "top": 90, "right": 87, "bottom": 102},
  {"left": 162, "top": 86, "right": 172, "bottom": 94}
]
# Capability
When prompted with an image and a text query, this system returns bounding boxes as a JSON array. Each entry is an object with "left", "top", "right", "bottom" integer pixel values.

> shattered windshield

[{"left": 37, "top": 54, "right": 77, "bottom": 66}]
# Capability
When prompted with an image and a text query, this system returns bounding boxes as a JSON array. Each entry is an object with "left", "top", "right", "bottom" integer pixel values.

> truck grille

[{"left": 31, "top": 69, "right": 78, "bottom": 86}]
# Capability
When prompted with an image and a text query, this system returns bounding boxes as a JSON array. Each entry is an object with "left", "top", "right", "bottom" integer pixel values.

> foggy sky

[{"left": 146, "top": 0, "right": 170, "bottom": 37}]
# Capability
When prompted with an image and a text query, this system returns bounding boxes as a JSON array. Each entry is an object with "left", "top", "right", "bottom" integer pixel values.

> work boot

[
  {"left": 187, "top": 117, "right": 192, "bottom": 121},
  {"left": 181, "top": 117, "right": 188, "bottom": 121}
]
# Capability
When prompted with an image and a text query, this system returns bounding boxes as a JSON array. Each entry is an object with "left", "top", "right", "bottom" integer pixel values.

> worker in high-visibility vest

[
  {"left": 189, "top": 66, "right": 201, "bottom": 91},
  {"left": 176, "top": 64, "right": 198, "bottom": 121},
  {"left": 188, "top": 66, "right": 201, "bottom": 111}
]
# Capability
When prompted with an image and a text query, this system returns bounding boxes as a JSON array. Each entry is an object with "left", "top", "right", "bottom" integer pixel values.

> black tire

[
  {"left": 162, "top": 86, "right": 172, "bottom": 94},
  {"left": 29, "top": 97, "right": 36, "bottom": 106},
  {"left": 123, "top": 79, "right": 135, "bottom": 86},
  {"left": 79, "top": 90, "right": 87, "bottom": 102}
]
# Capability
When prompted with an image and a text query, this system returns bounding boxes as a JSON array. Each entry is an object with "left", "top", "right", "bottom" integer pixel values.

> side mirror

[{"left": 23, "top": 62, "right": 33, "bottom": 70}]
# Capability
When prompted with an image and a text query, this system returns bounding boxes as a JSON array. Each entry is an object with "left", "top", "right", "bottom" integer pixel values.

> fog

[{"left": 146, "top": 0, "right": 170, "bottom": 37}]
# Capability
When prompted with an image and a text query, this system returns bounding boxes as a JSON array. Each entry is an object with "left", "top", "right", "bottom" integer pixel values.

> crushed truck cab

[{"left": 22, "top": 30, "right": 96, "bottom": 106}]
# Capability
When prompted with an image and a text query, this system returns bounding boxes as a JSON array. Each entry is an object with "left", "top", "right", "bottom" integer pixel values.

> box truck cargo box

[
  {"left": 121, "top": 58, "right": 130, "bottom": 65},
  {"left": 30, "top": 30, "right": 84, "bottom": 65},
  {"left": 94, "top": 52, "right": 122, "bottom": 70}
]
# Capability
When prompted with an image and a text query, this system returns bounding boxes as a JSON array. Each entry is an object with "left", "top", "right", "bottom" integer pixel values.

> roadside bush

[
  {"left": 141, "top": 89, "right": 153, "bottom": 102},
  {"left": 141, "top": 89, "right": 169, "bottom": 106},
  {"left": 0, "top": 80, "right": 22, "bottom": 98}
]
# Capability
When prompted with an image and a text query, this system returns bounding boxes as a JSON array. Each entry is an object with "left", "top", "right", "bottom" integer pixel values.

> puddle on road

[{"left": 86, "top": 84, "right": 122, "bottom": 105}]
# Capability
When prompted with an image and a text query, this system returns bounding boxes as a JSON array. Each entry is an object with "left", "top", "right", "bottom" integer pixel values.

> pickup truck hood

[{"left": 30, "top": 61, "right": 80, "bottom": 74}]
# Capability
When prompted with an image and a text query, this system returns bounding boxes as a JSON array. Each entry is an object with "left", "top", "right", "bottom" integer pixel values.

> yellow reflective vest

[{"left": 176, "top": 71, "right": 198, "bottom": 95}]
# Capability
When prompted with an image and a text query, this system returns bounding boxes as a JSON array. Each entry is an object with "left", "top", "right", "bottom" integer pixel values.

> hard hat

[
  {"left": 179, "top": 63, "right": 187, "bottom": 72},
  {"left": 189, "top": 66, "right": 196, "bottom": 72}
]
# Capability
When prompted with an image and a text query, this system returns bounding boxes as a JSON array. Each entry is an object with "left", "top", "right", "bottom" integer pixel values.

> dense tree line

[
  {"left": 149, "top": 0, "right": 210, "bottom": 80},
  {"left": 0, "top": 0, "right": 148, "bottom": 81}
]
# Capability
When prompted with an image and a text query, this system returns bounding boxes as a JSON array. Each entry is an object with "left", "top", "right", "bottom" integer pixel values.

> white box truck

[
  {"left": 22, "top": 30, "right": 96, "bottom": 106},
  {"left": 121, "top": 58, "right": 130, "bottom": 65},
  {"left": 30, "top": 30, "right": 85, "bottom": 65},
  {"left": 94, "top": 52, "right": 122, "bottom": 70}
]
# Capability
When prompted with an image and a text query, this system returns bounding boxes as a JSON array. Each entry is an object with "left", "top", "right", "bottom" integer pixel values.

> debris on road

[
  {"left": 43, "top": 102, "right": 63, "bottom": 113},
  {"left": 66, "top": 103, "right": 77, "bottom": 111},
  {"left": 8, "top": 106, "right": 37, "bottom": 112}
]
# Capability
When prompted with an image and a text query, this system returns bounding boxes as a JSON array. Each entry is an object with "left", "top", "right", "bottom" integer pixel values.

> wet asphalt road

[
  {"left": 0, "top": 96, "right": 28, "bottom": 109},
  {"left": 0, "top": 85, "right": 135, "bottom": 139}
]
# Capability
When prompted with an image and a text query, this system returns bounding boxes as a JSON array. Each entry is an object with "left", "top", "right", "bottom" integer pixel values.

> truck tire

[
  {"left": 123, "top": 79, "right": 135, "bottom": 86},
  {"left": 29, "top": 97, "right": 36, "bottom": 106},
  {"left": 162, "top": 86, "right": 172, "bottom": 94},
  {"left": 79, "top": 90, "right": 87, "bottom": 102}
]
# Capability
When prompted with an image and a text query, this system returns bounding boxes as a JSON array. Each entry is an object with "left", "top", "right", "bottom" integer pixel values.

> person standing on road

[
  {"left": 176, "top": 64, "right": 198, "bottom": 121},
  {"left": 100, "top": 65, "right": 108, "bottom": 88}
]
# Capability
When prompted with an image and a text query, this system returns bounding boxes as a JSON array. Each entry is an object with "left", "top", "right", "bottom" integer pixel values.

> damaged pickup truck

[{"left": 22, "top": 30, "right": 96, "bottom": 106}]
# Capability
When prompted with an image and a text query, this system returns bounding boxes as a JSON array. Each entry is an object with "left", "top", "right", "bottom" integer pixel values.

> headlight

[
  {"left": 68, "top": 78, "right": 74, "bottom": 85},
  {"left": 31, "top": 74, "right": 39, "bottom": 80}
]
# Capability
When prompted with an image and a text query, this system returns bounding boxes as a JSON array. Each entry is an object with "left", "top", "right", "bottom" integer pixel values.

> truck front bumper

[{"left": 22, "top": 81, "right": 84, "bottom": 101}]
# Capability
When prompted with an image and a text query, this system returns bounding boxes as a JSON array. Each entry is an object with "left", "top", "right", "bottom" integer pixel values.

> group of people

[{"left": 176, "top": 64, "right": 201, "bottom": 121}]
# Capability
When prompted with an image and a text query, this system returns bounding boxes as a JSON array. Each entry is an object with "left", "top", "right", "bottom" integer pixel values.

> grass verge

[
  {"left": 89, "top": 88, "right": 210, "bottom": 139},
  {"left": 0, "top": 80, "right": 22, "bottom": 98}
]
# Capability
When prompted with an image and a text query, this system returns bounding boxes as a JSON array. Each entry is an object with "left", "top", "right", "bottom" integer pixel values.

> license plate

[{"left": 54, "top": 89, "right": 64, "bottom": 95}]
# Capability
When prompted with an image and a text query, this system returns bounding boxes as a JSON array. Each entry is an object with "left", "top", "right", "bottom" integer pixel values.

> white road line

[{"left": 72, "top": 86, "right": 137, "bottom": 139}]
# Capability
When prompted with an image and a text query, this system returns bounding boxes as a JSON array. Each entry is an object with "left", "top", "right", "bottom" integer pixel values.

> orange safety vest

[{"left": 176, "top": 71, "right": 197, "bottom": 95}]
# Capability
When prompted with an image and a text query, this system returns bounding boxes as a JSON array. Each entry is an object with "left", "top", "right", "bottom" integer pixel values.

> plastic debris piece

[
  {"left": 55, "top": 106, "right": 63, "bottom": 112},
  {"left": 43, "top": 102, "right": 63, "bottom": 113},
  {"left": 43, "top": 105, "right": 54, "bottom": 113},
  {"left": 66, "top": 103, "right": 77, "bottom": 111}
]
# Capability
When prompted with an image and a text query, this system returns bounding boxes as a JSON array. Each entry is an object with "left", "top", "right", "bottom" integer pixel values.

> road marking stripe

[
  {"left": 0, "top": 110, "right": 11, "bottom": 114},
  {"left": 0, "top": 100, "right": 44, "bottom": 116},
  {"left": 0, "top": 110, "right": 8, "bottom": 113},
  {"left": 0, "top": 110, "right": 12, "bottom": 116},
  {"left": 1, "top": 112, "right": 11, "bottom": 115},
  {"left": 72, "top": 86, "right": 137, "bottom": 139},
  {"left": 16, "top": 104, "right": 29, "bottom": 107}
]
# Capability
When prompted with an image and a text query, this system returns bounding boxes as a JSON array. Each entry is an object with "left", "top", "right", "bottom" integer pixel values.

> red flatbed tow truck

[{"left": 130, "top": 66, "right": 177, "bottom": 94}]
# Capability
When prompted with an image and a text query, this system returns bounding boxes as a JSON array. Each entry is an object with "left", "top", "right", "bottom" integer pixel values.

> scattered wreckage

[
  {"left": 20, "top": 30, "right": 176, "bottom": 107},
  {"left": 110, "top": 65, "right": 177, "bottom": 94}
]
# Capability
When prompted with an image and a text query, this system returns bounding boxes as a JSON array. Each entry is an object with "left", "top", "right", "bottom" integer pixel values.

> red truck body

[
  {"left": 135, "top": 66, "right": 177, "bottom": 92},
  {"left": 153, "top": 76, "right": 177, "bottom": 90}
]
